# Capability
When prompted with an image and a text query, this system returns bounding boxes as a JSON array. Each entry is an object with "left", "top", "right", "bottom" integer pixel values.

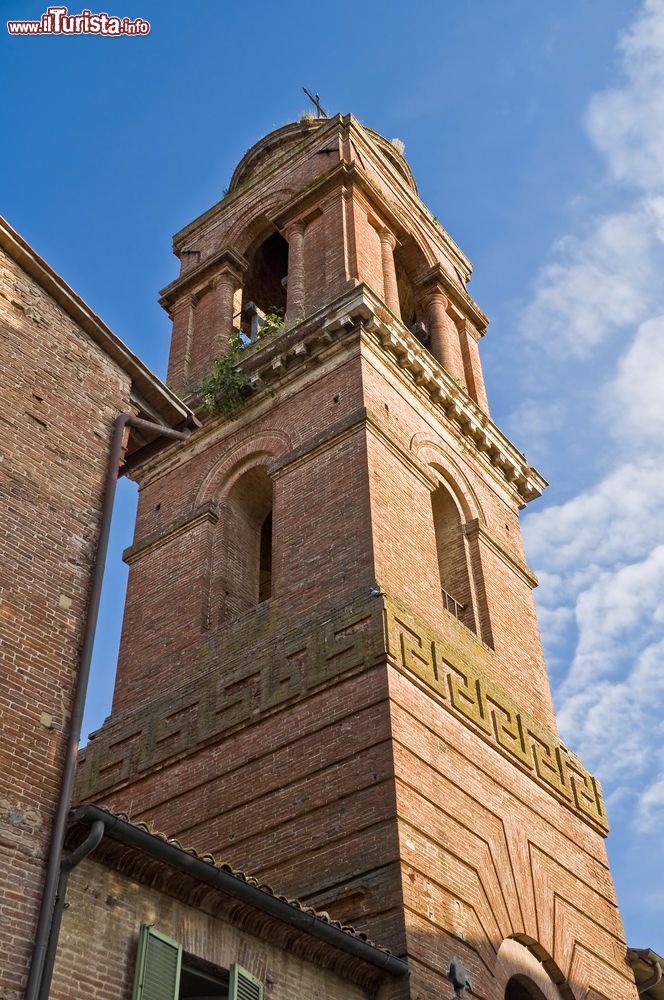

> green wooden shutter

[
  {"left": 229, "top": 963, "right": 264, "bottom": 1000},
  {"left": 132, "top": 924, "right": 182, "bottom": 1000}
]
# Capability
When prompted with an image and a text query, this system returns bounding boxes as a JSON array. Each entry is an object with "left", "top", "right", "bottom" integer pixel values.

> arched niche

[
  {"left": 495, "top": 937, "right": 573, "bottom": 1000},
  {"left": 394, "top": 231, "right": 431, "bottom": 332},
  {"left": 506, "top": 976, "right": 549, "bottom": 999},
  {"left": 430, "top": 477, "right": 476, "bottom": 632}
]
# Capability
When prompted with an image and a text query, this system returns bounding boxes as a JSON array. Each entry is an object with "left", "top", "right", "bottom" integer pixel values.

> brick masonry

[
  {"left": 79, "top": 117, "right": 637, "bottom": 999},
  {"left": 49, "top": 858, "right": 376, "bottom": 1000},
  {"left": 0, "top": 217, "right": 190, "bottom": 999},
  {"left": 0, "top": 237, "right": 131, "bottom": 999}
]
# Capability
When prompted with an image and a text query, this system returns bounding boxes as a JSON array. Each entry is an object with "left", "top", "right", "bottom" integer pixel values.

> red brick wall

[
  {"left": 388, "top": 667, "right": 638, "bottom": 1000},
  {"left": 0, "top": 245, "right": 133, "bottom": 999},
  {"left": 97, "top": 664, "right": 407, "bottom": 955},
  {"left": 112, "top": 354, "right": 371, "bottom": 712},
  {"left": 360, "top": 346, "right": 555, "bottom": 730}
]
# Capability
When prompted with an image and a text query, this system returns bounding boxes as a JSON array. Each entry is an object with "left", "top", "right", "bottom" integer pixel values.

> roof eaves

[{"left": 68, "top": 804, "right": 408, "bottom": 981}]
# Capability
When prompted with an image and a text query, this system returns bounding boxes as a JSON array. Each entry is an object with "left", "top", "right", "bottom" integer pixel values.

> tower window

[
  {"left": 430, "top": 482, "right": 476, "bottom": 633},
  {"left": 225, "top": 466, "right": 273, "bottom": 617},
  {"left": 504, "top": 976, "right": 548, "bottom": 999}
]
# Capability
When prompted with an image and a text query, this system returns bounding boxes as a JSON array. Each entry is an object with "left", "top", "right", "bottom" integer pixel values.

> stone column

[
  {"left": 379, "top": 228, "right": 401, "bottom": 319},
  {"left": 285, "top": 221, "right": 306, "bottom": 322},
  {"left": 424, "top": 287, "right": 465, "bottom": 385}
]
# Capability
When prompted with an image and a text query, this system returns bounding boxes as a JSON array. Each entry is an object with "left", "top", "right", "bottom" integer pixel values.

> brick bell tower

[{"left": 77, "top": 115, "right": 637, "bottom": 1000}]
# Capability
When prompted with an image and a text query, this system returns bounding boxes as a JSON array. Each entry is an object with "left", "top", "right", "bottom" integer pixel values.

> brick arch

[
  {"left": 196, "top": 429, "right": 292, "bottom": 505},
  {"left": 495, "top": 937, "right": 575, "bottom": 1000},
  {"left": 221, "top": 188, "right": 297, "bottom": 258},
  {"left": 410, "top": 434, "right": 486, "bottom": 525}
]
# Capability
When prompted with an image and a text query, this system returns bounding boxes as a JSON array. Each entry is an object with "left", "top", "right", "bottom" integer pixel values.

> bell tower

[{"left": 77, "top": 115, "right": 637, "bottom": 1000}]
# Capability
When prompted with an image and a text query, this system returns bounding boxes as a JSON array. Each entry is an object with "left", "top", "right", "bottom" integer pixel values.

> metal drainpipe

[
  {"left": 37, "top": 820, "right": 106, "bottom": 1000},
  {"left": 24, "top": 413, "right": 197, "bottom": 1000},
  {"left": 635, "top": 953, "right": 663, "bottom": 995}
]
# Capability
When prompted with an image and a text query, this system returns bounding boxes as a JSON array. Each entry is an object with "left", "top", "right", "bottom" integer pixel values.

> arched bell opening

[
  {"left": 394, "top": 234, "right": 429, "bottom": 338},
  {"left": 240, "top": 231, "right": 288, "bottom": 340}
]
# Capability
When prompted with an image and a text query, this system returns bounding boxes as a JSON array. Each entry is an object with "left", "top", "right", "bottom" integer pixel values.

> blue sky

[{"left": 2, "top": 0, "right": 662, "bottom": 955}]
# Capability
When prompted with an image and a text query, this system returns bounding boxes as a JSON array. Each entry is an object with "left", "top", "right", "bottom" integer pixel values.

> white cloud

[
  {"left": 524, "top": 460, "right": 664, "bottom": 573},
  {"left": 605, "top": 313, "right": 664, "bottom": 443},
  {"left": 519, "top": 208, "right": 658, "bottom": 357},
  {"left": 587, "top": 0, "right": 664, "bottom": 191},
  {"left": 519, "top": 0, "right": 664, "bottom": 834},
  {"left": 519, "top": 1, "right": 664, "bottom": 362},
  {"left": 636, "top": 768, "right": 664, "bottom": 834}
]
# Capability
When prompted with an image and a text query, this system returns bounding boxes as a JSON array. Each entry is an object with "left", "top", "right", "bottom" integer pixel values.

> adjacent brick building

[
  {"left": 0, "top": 217, "right": 193, "bottom": 998},
  {"left": 72, "top": 114, "right": 641, "bottom": 999}
]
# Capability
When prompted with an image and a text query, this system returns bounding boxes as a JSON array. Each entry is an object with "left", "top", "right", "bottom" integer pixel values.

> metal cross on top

[{"left": 302, "top": 87, "right": 329, "bottom": 118}]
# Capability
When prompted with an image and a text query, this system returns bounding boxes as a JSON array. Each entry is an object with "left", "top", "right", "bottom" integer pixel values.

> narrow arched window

[
  {"left": 225, "top": 466, "right": 273, "bottom": 616},
  {"left": 431, "top": 481, "right": 476, "bottom": 633},
  {"left": 259, "top": 511, "right": 272, "bottom": 603}
]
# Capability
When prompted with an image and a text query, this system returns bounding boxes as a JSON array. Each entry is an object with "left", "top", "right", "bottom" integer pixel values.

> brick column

[
  {"left": 212, "top": 267, "right": 240, "bottom": 355},
  {"left": 285, "top": 221, "right": 306, "bottom": 321},
  {"left": 379, "top": 228, "right": 401, "bottom": 319},
  {"left": 424, "top": 287, "right": 465, "bottom": 384},
  {"left": 167, "top": 293, "right": 195, "bottom": 387},
  {"left": 460, "top": 319, "right": 490, "bottom": 413}
]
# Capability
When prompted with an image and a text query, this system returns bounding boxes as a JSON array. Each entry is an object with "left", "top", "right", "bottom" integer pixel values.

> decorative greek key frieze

[
  {"left": 383, "top": 601, "right": 608, "bottom": 833},
  {"left": 76, "top": 591, "right": 607, "bottom": 835},
  {"left": 76, "top": 596, "right": 383, "bottom": 801}
]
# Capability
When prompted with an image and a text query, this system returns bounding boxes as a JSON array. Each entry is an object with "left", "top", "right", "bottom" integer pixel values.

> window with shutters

[
  {"left": 133, "top": 925, "right": 182, "bottom": 1000},
  {"left": 229, "top": 964, "right": 263, "bottom": 1000},
  {"left": 132, "top": 925, "right": 263, "bottom": 1000}
]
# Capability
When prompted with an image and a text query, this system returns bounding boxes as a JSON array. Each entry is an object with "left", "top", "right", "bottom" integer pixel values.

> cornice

[
  {"left": 159, "top": 245, "right": 249, "bottom": 312},
  {"left": 127, "top": 285, "right": 546, "bottom": 507},
  {"left": 240, "top": 285, "right": 546, "bottom": 506},
  {"left": 123, "top": 501, "right": 219, "bottom": 565}
]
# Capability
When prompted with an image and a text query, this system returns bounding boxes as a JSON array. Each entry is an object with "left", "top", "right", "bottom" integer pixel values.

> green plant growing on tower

[
  {"left": 256, "top": 307, "right": 285, "bottom": 340},
  {"left": 198, "top": 333, "right": 253, "bottom": 418},
  {"left": 197, "top": 307, "right": 284, "bottom": 417}
]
